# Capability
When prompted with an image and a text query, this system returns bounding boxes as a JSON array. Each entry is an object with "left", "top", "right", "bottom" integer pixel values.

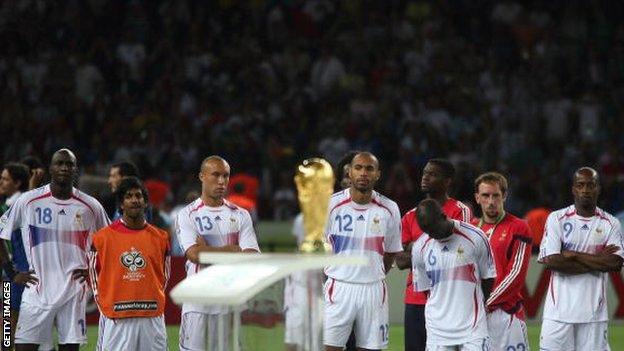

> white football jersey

[
  {"left": 0, "top": 184, "right": 110, "bottom": 309},
  {"left": 538, "top": 205, "right": 624, "bottom": 323},
  {"left": 176, "top": 198, "right": 260, "bottom": 314},
  {"left": 412, "top": 220, "right": 496, "bottom": 345},
  {"left": 324, "top": 189, "right": 402, "bottom": 283}
]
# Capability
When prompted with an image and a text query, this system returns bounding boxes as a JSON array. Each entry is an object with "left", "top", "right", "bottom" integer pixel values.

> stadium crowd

[{"left": 2, "top": 0, "right": 624, "bottom": 219}]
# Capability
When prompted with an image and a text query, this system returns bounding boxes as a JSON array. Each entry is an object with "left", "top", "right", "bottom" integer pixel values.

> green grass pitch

[{"left": 78, "top": 323, "right": 624, "bottom": 350}]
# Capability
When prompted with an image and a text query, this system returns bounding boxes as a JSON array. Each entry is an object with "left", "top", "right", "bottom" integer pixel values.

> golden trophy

[{"left": 294, "top": 158, "right": 335, "bottom": 253}]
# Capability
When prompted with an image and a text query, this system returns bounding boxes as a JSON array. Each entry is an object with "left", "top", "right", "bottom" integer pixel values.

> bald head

[
  {"left": 52, "top": 149, "right": 77, "bottom": 164},
  {"left": 348, "top": 152, "right": 381, "bottom": 193},
  {"left": 572, "top": 166, "right": 600, "bottom": 215},
  {"left": 574, "top": 167, "right": 599, "bottom": 184},
  {"left": 200, "top": 155, "right": 229, "bottom": 172},
  {"left": 49, "top": 148, "right": 78, "bottom": 187},
  {"left": 350, "top": 152, "right": 379, "bottom": 170},
  {"left": 199, "top": 156, "right": 231, "bottom": 205}
]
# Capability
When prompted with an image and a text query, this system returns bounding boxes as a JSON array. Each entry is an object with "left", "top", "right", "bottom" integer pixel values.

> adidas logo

[
  {"left": 215, "top": 216, "right": 221, "bottom": 221},
  {"left": 59, "top": 209, "right": 66, "bottom": 215},
  {"left": 442, "top": 246, "right": 449, "bottom": 252},
  {"left": 581, "top": 224, "right": 589, "bottom": 230},
  {"left": 357, "top": 215, "right": 365, "bottom": 221}
]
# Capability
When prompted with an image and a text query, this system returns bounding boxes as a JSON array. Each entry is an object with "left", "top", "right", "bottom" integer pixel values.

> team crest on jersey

[
  {"left": 456, "top": 246, "right": 465, "bottom": 259},
  {"left": 371, "top": 215, "right": 381, "bottom": 234},
  {"left": 74, "top": 213, "right": 84, "bottom": 227},
  {"left": 229, "top": 217, "right": 238, "bottom": 232},
  {"left": 120, "top": 247, "right": 147, "bottom": 281},
  {"left": 595, "top": 227, "right": 603, "bottom": 236},
  {"left": 499, "top": 230, "right": 507, "bottom": 241}
]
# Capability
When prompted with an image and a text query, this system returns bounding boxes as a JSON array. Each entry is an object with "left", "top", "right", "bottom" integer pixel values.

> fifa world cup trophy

[{"left": 294, "top": 158, "right": 335, "bottom": 253}]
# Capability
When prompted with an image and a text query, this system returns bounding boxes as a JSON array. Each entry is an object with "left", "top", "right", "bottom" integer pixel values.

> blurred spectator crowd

[{"left": 2, "top": 0, "right": 624, "bottom": 219}]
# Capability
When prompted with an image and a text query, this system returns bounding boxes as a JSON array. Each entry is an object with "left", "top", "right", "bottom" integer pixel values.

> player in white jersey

[
  {"left": 324, "top": 152, "right": 402, "bottom": 351},
  {"left": 0, "top": 149, "right": 110, "bottom": 351},
  {"left": 538, "top": 167, "right": 624, "bottom": 351},
  {"left": 176, "top": 156, "right": 260, "bottom": 351},
  {"left": 411, "top": 199, "right": 496, "bottom": 351}
]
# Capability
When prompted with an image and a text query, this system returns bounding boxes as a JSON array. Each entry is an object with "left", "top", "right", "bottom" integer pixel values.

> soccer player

[
  {"left": 473, "top": 172, "right": 531, "bottom": 350},
  {"left": 0, "top": 162, "right": 36, "bottom": 349},
  {"left": 285, "top": 151, "right": 359, "bottom": 351},
  {"left": 324, "top": 151, "right": 402, "bottom": 351},
  {"left": 89, "top": 177, "right": 170, "bottom": 350},
  {"left": 176, "top": 156, "right": 260, "bottom": 351},
  {"left": 411, "top": 199, "right": 495, "bottom": 350},
  {"left": 395, "top": 158, "right": 472, "bottom": 351},
  {"left": 538, "top": 167, "right": 624, "bottom": 350},
  {"left": 0, "top": 149, "right": 110, "bottom": 351}
]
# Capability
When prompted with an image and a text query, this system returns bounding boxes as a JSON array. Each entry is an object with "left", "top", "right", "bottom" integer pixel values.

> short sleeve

[
  {"left": 0, "top": 196, "right": 24, "bottom": 240},
  {"left": 238, "top": 210, "right": 260, "bottom": 252},
  {"left": 411, "top": 239, "right": 431, "bottom": 292},
  {"left": 401, "top": 211, "right": 414, "bottom": 245},
  {"left": 91, "top": 201, "right": 111, "bottom": 233},
  {"left": 175, "top": 209, "right": 199, "bottom": 254},
  {"left": 538, "top": 212, "right": 562, "bottom": 262},
  {"left": 385, "top": 202, "right": 403, "bottom": 253},
  {"left": 477, "top": 233, "right": 496, "bottom": 279},
  {"left": 606, "top": 219, "right": 624, "bottom": 259}
]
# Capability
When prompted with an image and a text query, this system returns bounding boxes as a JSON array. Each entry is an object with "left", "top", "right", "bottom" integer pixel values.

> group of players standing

[
  {"left": 0, "top": 148, "right": 621, "bottom": 351},
  {"left": 319, "top": 152, "right": 623, "bottom": 351}
]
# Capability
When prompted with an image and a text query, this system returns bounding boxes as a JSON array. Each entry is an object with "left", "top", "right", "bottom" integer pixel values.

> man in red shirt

[
  {"left": 396, "top": 159, "right": 472, "bottom": 351},
  {"left": 472, "top": 172, "right": 532, "bottom": 350}
]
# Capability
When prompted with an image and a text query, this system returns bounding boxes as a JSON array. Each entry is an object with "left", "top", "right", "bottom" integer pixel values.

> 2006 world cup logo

[{"left": 120, "top": 247, "right": 146, "bottom": 272}]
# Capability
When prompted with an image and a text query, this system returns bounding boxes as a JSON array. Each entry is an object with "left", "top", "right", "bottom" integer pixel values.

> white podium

[{"left": 170, "top": 253, "right": 367, "bottom": 351}]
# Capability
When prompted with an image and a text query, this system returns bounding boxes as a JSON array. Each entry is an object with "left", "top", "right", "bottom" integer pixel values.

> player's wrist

[{"left": 2, "top": 262, "right": 17, "bottom": 281}]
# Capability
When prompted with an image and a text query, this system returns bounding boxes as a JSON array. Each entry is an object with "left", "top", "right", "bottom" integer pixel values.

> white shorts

[
  {"left": 427, "top": 337, "right": 491, "bottom": 351},
  {"left": 96, "top": 314, "right": 167, "bottom": 351},
  {"left": 323, "top": 279, "right": 389, "bottom": 350},
  {"left": 284, "top": 303, "right": 304, "bottom": 345},
  {"left": 179, "top": 312, "right": 232, "bottom": 351},
  {"left": 15, "top": 293, "right": 87, "bottom": 345},
  {"left": 540, "top": 319, "right": 609, "bottom": 351},
  {"left": 487, "top": 310, "right": 529, "bottom": 351}
]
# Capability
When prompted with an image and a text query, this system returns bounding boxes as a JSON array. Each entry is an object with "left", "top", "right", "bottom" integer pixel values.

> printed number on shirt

[
  {"left": 505, "top": 343, "right": 526, "bottom": 351},
  {"left": 36, "top": 207, "right": 52, "bottom": 224},
  {"left": 78, "top": 319, "right": 85, "bottom": 336},
  {"left": 379, "top": 323, "right": 389, "bottom": 342},
  {"left": 335, "top": 214, "right": 353, "bottom": 232},
  {"left": 563, "top": 222, "right": 573, "bottom": 238},
  {"left": 428, "top": 249, "right": 437, "bottom": 265},
  {"left": 194, "top": 216, "right": 213, "bottom": 231}
]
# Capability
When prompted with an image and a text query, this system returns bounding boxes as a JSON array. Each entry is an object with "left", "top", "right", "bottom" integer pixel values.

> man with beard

[
  {"left": 411, "top": 199, "right": 495, "bottom": 350},
  {"left": 323, "top": 152, "right": 402, "bottom": 351},
  {"left": 473, "top": 172, "right": 531, "bottom": 350},
  {"left": 539, "top": 167, "right": 624, "bottom": 350},
  {"left": 0, "top": 149, "right": 110, "bottom": 351},
  {"left": 395, "top": 159, "right": 472, "bottom": 351}
]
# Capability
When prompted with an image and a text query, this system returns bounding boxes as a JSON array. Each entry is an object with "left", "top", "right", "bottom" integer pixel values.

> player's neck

[
  {"left": 202, "top": 195, "right": 224, "bottom": 207},
  {"left": 50, "top": 182, "right": 72, "bottom": 200},
  {"left": 483, "top": 211, "right": 505, "bottom": 224},
  {"left": 575, "top": 204, "right": 596, "bottom": 218},
  {"left": 350, "top": 188, "right": 373, "bottom": 205},
  {"left": 426, "top": 192, "right": 448, "bottom": 206},
  {"left": 121, "top": 216, "right": 147, "bottom": 230}
]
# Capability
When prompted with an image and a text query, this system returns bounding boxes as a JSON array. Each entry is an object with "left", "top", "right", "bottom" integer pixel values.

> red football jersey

[
  {"left": 472, "top": 213, "right": 532, "bottom": 319},
  {"left": 403, "top": 198, "right": 472, "bottom": 305}
]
